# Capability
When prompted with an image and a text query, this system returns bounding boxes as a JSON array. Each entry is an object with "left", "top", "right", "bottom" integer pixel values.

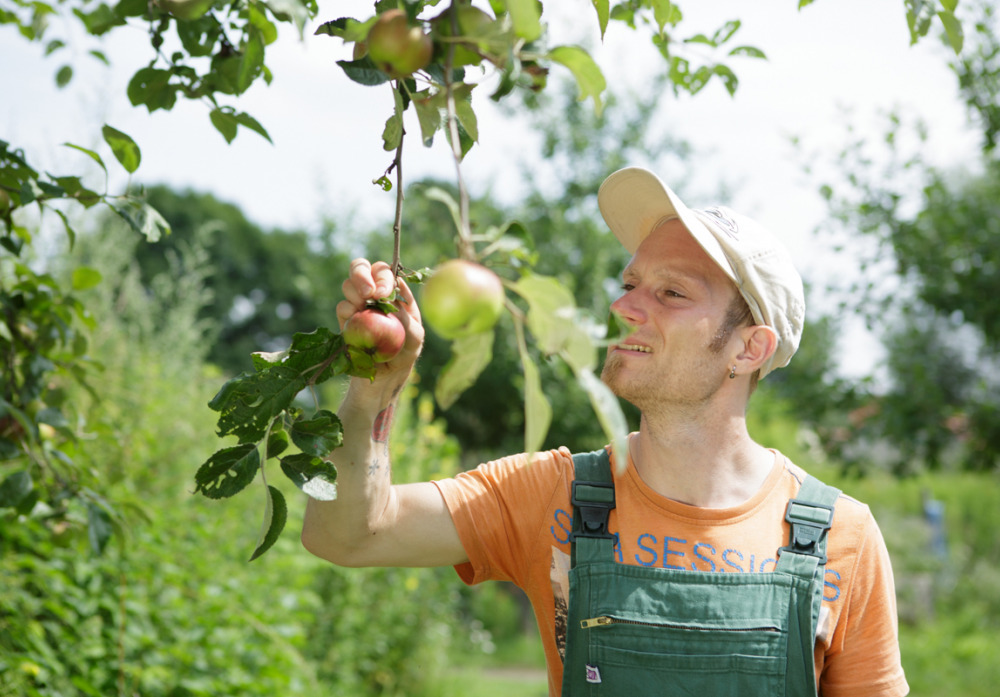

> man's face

[{"left": 600, "top": 219, "right": 741, "bottom": 414}]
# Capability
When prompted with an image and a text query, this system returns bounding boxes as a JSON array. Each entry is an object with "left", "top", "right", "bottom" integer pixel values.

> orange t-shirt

[{"left": 433, "top": 444, "right": 908, "bottom": 697}]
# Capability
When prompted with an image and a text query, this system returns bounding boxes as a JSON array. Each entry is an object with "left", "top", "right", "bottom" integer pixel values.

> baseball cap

[{"left": 597, "top": 166, "right": 805, "bottom": 378}]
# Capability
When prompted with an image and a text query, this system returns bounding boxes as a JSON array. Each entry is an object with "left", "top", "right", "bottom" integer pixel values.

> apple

[
  {"left": 343, "top": 308, "right": 406, "bottom": 363},
  {"left": 157, "top": 0, "right": 214, "bottom": 21},
  {"left": 421, "top": 260, "right": 504, "bottom": 339},
  {"left": 430, "top": 5, "right": 495, "bottom": 66},
  {"left": 366, "top": 9, "right": 433, "bottom": 78}
]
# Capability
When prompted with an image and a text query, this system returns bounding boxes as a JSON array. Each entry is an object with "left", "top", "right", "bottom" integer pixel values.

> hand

[{"left": 338, "top": 259, "right": 424, "bottom": 382}]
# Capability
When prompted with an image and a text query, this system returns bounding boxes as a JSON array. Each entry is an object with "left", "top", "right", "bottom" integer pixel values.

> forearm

[{"left": 300, "top": 375, "right": 404, "bottom": 565}]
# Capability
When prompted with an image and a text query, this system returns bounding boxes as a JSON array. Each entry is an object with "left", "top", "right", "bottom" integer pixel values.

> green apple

[
  {"left": 430, "top": 5, "right": 495, "bottom": 66},
  {"left": 157, "top": 0, "right": 215, "bottom": 21},
  {"left": 367, "top": 9, "right": 433, "bottom": 78},
  {"left": 421, "top": 260, "right": 504, "bottom": 339}
]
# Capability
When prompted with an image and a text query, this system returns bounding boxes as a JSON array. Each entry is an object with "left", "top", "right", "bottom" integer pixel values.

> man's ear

[{"left": 736, "top": 325, "right": 778, "bottom": 373}]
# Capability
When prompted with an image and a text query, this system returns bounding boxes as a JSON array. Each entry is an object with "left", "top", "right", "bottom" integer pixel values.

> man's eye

[{"left": 620, "top": 283, "right": 635, "bottom": 292}]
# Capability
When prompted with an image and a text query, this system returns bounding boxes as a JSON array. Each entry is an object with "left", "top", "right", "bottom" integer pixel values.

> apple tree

[{"left": 0, "top": 0, "right": 965, "bottom": 558}]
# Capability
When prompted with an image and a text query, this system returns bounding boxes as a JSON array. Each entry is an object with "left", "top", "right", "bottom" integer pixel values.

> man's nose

[{"left": 610, "top": 291, "right": 645, "bottom": 326}]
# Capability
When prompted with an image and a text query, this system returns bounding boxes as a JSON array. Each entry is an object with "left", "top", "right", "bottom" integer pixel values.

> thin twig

[
  {"left": 444, "top": 4, "right": 474, "bottom": 260},
  {"left": 391, "top": 104, "right": 405, "bottom": 276}
]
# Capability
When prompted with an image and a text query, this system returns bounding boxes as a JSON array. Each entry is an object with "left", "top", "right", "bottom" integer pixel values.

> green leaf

[
  {"left": 52, "top": 209, "right": 78, "bottom": 251},
  {"left": 86, "top": 501, "right": 114, "bottom": 555},
  {"left": 237, "top": 29, "right": 265, "bottom": 94},
  {"left": 573, "top": 369, "right": 629, "bottom": 473},
  {"left": 547, "top": 45, "right": 606, "bottom": 115},
  {"left": 454, "top": 88, "right": 479, "bottom": 144},
  {"left": 0, "top": 470, "right": 33, "bottom": 509},
  {"left": 905, "top": 0, "right": 935, "bottom": 44},
  {"left": 937, "top": 10, "right": 963, "bottom": 54},
  {"left": 265, "top": 0, "right": 312, "bottom": 36},
  {"left": 279, "top": 452, "right": 338, "bottom": 501},
  {"left": 424, "top": 186, "right": 463, "bottom": 237},
  {"left": 506, "top": 0, "right": 542, "bottom": 41},
  {"left": 234, "top": 111, "right": 273, "bottom": 143},
  {"left": 210, "top": 108, "right": 239, "bottom": 144},
  {"left": 728, "top": 45, "right": 766, "bottom": 59},
  {"left": 249, "top": 485, "right": 287, "bottom": 561},
  {"left": 71, "top": 266, "right": 102, "bottom": 291},
  {"left": 414, "top": 92, "right": 442, "bottom": 146},
  {"left": 290, "top": 409, "right": 344, "bottom": 456},
  {"left": 713, "top": 63, "right": 739, "bottom": 97},
  {"left": 712, "top": 19, "right": 741, "bottom": 46},
  {"left": 435, "top": 331, "right": 494, "bottom": 410},
  {"left": 514, "top": 318, "right": 551, "bottom": 454},
  {"left": 127, "top": 67, "right": 177, "bottom": 112},
  {"left": 194, "top": 443, "right": 261, "bottom": 499},
  {"left": 102, "top": 125, "right": 141, "bottom": 173},
  {"left": 111, "top": 198, "right": 170, "bottom": 242},
  {"left": 382, "top": 88, "right": 405, "bottom": 151},
  {"left": 314, "top": 16, "right": 375, "bottom": 41},
  {"left": 266, "top": 427, "right": 289, "bottom": 459},
  {"left": 55, "top": 65, "right": 73, "bottom": 88},
  {"left": 62, "top": 142, "right": 107, "bottom": 174},
  {"left": 651, "top": 0, "right": 681, "bottom": 31},
  {"left": 512, "top": 273, "right": 596, "bottom": 370},
  {"left": 336, "top": 56, "right": 392, "bottom": 86},
  {"left": 592, "top": 0, "right": 609, "bottom": 39},
  {"left": 209, "top": 328, "right": 345, "bottom": 443}
]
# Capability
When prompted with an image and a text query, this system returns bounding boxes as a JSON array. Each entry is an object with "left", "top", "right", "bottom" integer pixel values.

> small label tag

[{"left": 585, "top": 664, "right": 602, "bottom": 684}]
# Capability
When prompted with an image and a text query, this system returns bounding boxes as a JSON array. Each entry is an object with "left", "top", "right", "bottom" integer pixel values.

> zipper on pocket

[{"left": 580, "top": 615, "right": 780, "bottom": 633}]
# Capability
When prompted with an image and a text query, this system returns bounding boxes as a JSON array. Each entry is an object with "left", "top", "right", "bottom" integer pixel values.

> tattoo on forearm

[
  {"left": 372, "top": 403, "right": 394, "bottom": 444},
  {"left": 372, "top": 386, "right": 402, "bottom": 444}
]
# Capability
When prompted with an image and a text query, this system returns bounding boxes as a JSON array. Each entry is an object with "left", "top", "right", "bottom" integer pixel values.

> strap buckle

[
  {"left": 571, "top": 480, "right": 616, "bottom": 540},
  {"left": 778, "top": 498, "right": 835, "bottom": 564}
]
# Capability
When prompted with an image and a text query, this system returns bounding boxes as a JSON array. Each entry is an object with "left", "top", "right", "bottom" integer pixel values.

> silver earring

[{"left": 729, "top": 366, "right": 737, "bottom": 379}]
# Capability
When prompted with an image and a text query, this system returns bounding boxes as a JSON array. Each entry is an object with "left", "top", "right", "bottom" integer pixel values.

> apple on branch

[
  {"left": 420, "top": 260, "right": 505, "bottom": 340},
  {"left": 366, "top": 9, "right": 433, "bottom": 79},
  {"left": 343, "top": 307, "right": 406, "bottom": 364}
]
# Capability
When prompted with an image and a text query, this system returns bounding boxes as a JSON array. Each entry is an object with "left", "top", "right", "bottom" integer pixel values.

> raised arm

[{"left": 300, "top": 259, "right": 467, "bottom": 568}]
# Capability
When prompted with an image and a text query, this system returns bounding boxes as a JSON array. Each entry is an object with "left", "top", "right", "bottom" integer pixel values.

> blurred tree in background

[{"left": 810, "top": 0, "right": 1000, "bottom": 474}]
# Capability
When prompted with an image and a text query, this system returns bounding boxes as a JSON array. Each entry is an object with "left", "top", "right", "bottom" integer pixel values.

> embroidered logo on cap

[
  {"left": 585, "top": 664, "right": 602, "bottom": 683},
  {"left": 699, "top": 207, "right": 740, "bottom": 240}
]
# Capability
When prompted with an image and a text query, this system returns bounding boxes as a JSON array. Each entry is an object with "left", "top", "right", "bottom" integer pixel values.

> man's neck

[{"left": 630, "top": 411, "right": 775, "bottom": 509}]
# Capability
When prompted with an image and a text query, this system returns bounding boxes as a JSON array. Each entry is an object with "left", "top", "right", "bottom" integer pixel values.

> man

[{"left": 301, "top": 167, "right": 908, "bottom": 696}]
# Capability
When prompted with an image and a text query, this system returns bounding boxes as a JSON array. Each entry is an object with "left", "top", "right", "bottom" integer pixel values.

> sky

[{"left": 0, "top": 0, "right": 982, "bottom": 372}]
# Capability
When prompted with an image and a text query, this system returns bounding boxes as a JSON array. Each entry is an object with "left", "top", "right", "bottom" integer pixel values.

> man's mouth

[{"left": 616, "top": 343, "right": 652, "bottom": 353}]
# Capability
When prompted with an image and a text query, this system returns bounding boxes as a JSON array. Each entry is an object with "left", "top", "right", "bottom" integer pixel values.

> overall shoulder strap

[
  {"left": 570, "top": 448, "right": 616, "bottom": 567},
  {"left": 776, "top": 475, "right": 841, "bottom": 697},
  {"left": 778, "top": 475, "right": 841, "bottom": 568}
]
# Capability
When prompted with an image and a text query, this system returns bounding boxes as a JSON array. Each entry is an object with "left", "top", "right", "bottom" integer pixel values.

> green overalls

[{"left": 562, "top": 449, "right": 840, "bottom": 696}]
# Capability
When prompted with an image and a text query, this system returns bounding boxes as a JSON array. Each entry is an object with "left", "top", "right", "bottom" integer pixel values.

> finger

[
  {"left": 370, "top": 261, "right": 396, "bottom": 299},
  {"left": 347, "top": 258, "right": 376, "bottom": 299},
  {"left": 335, "top": 299, "right": 357, "bottom": 330},
  {"left": 393, "top": 277, "right": 421, "bottom": 324},
  {"left": 341, "top": 277, "right": 367, "bottom": 310}
]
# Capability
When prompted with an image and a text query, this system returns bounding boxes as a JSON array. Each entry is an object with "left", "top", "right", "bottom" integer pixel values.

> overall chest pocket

[
  {"left": 580, "top": 613, "right": 787, "bottom": 696},
  {"left": 566, "top": 564, "right": 805, "bottom": 696}
]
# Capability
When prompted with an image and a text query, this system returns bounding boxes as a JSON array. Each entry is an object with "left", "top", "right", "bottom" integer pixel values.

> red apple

[
  {"left": 343, "top": 308, "right": 406, "bottom": 363},
  {"left": 366, "top": 9, "right": 433, "bottom": 78},
  {"left": 420, "top": 260, "right": 504, "bottom": 339}
]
